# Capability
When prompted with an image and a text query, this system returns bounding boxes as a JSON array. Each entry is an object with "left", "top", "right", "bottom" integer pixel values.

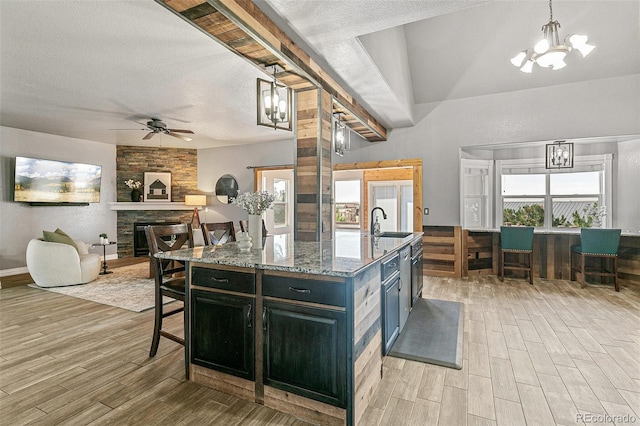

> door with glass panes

[{"left": 368, "top": 181, "right": 413, "bottom": 232}]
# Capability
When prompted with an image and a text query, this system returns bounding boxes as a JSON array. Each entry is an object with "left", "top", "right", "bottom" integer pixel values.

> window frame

[{"left": 495, "top": 154, "right": 612, "bottom": 229}]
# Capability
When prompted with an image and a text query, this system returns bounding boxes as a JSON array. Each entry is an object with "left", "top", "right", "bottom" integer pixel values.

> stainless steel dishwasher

[{"left": 399, "top": 246, "right": 411, "bottom": 331}]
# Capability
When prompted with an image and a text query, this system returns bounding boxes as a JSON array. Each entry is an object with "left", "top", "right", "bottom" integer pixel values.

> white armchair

[{"left": 26, "top": 239, "right": 101, "bottom": 287}]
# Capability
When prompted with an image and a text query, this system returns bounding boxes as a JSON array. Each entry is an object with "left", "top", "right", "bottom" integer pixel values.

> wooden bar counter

[
  {"left": 461, "top": 228, "right": 640, "bottom": 284},
  {"left": 157, "top": 231, "right": 423, "bottom": 425}
]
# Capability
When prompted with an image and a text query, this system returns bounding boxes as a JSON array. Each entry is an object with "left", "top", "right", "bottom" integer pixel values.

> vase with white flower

[
  {"left": 124, "top": 179, "right": 142, "bottom": 202},
  {"left": 232, "top": 191, "right": 276, "bottom": 246}
]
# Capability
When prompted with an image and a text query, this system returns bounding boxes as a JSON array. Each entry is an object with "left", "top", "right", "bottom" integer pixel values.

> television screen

[{"left": 14, "top": 156, "right": 102, "bottom": 204}]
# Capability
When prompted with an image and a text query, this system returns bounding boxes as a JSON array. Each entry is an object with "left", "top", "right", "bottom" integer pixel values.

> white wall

[
  {"left": 335, "top": 74, "right": 640, "bottom": 227},
  {"left": 196, "top": 139, "right": 295, "bottom": 226},
  {"left": 0, "top": 127, "right": 117, "bottom": 272},
  {"left": 617, "top": 139, "right": 640, "bottom": 233}
]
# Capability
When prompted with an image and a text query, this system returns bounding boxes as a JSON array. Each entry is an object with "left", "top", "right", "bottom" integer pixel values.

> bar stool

[
  {"left": 499, "top": 226, "right": 535, "bottom": 285},
  {"left": 571, "top": 228, "right": 621, "bottom": 291}
]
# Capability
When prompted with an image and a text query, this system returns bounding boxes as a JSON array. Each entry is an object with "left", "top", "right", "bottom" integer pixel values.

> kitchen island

[{"left": 157, "top": 230, "right": 423, "bottom": 425}]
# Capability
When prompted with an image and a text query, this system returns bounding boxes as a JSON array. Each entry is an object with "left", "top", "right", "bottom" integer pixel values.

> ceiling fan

[{"left": 114, "top": 118, "right": 194, "bottom": 141}]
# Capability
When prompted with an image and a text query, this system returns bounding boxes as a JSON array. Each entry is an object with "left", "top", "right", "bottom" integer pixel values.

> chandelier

[
  {"left": 511, "top": 0, "right": 595, "bottom": 73},
  {"left": 545, "top": 141, "right": 574, "bottom": 169},
  {"left": 257, "top": 65, "right": 292, "bottom": 131}
]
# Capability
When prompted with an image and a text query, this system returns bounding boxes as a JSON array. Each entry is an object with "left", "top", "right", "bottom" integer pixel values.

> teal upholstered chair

[
  {"left": 571, "top": 228, "right": 621, "bottom": 291},
  {"left": 500, "top": 226, "right": 535, "bottom": 284}
]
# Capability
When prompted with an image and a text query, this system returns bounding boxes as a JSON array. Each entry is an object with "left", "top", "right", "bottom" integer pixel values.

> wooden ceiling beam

[{"left": 156, "top": 0, "right": 387, "bottom": 142}]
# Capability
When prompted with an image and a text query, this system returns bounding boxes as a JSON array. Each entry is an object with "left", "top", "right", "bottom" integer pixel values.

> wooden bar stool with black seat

[
  {"left": 571, "top": 228, "right": 621, "bottom": 291},
  {"left": 145, "top": 223, "right": 194, "bottom": 377},
  {"left": 201, "top": 221, "right": 236, "bottom": 246},
  {"left": 499, "top": 226, "right": 535, "bottom": 285}
]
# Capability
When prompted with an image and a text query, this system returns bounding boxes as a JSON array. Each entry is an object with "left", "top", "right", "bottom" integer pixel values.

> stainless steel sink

[{"left": 376, "top": 232, "right": 412, "bottom": 238}]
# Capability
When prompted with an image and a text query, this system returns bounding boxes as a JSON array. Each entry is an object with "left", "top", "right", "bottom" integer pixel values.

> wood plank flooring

[{"left": 1, "top": 272, "right": 638, "bottom": 425}]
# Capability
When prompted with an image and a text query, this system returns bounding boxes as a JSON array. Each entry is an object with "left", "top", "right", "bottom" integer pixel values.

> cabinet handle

[
  {"left": 398, "top": 278, "right": 402, "bottom": 291},
  {"left": 247, "top": 304, "right": 252, "bottom": 328},
  {"left": 211, "top": 277, "right": 229, "bottom": 283},
  {"left": 288, "top": 286, "right": 311, "bottom": 294},
  {"left": 262, "top": 307, "right": 268, "bottom": 331}
]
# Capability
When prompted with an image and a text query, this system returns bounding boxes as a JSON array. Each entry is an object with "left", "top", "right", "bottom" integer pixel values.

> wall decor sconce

[
  {"left": 257, "top": 64, "right": 292, "bottom": 131},
  {"left": 546, "top": 141, "right": 574, "bottom": 168},
  {"left": 333, "top": 113, "right": 350, "bottom": 156}
]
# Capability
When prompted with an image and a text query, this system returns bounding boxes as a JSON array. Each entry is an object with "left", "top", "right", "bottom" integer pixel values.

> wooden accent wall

[
  {"left": 362, "top": 167, "right": 413, "bottom": 232},
  {"left": 423, "top": 226, "right": 462, "bottom": 278},
  {"left": 462, "top": 231, "right": 498, "bottom": 276},
  {"left": 352, "top": 265, "right": 382, "bottom": 425},
  {"left": 295, "top": 89, "right": 332, "bottom": 241}
]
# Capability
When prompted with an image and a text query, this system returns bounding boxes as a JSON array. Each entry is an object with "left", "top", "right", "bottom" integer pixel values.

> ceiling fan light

[{"left": 551, "top": 59, "right": 567, "bottom": 70}]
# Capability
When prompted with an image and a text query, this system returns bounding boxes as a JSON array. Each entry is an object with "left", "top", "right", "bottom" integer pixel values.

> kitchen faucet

[{"left": 370, "top": 207, "right": 387, "bottom": 236}]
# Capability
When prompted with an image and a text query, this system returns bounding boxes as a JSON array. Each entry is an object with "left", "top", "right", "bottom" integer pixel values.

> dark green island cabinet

[{"left": 157, "top": 232, "right": 423, "bottom": 425}]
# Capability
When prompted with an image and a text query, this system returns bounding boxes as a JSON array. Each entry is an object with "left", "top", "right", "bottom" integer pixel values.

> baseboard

[{"left": 0, "top": 267, "right": 29, "bottom": 277}]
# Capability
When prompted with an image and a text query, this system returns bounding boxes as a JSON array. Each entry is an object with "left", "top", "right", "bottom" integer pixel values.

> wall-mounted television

[{"left": 14, "top": 156, "right": 102, "bottom": 205}]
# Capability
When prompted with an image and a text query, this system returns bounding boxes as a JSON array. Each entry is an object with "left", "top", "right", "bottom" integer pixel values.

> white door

[
  {"left": 368, "top": 181, "right": 413, "bottom": 232},
  {"left": 259, "top": 169, "right": 294, "bottom": 234}
]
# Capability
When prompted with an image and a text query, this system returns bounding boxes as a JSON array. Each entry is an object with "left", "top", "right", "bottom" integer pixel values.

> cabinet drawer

[
  {"left": 411, "top": 239, "right": 423, "bottom": 256},
  {"left": 263, "top": 275, "right": 345, "bottom": 307},
  {"left": 381, "top": 253, "right": 400, "bottom": 282},
  {"left": 192, "top": 267, "right": 256, "bottom": 294}
]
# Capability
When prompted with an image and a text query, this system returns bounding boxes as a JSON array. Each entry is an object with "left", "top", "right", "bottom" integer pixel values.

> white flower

[
  {"left": 232, "top": 191, "right": 276, "bottom": 215},
  {"left": 124, "top": 179, "right": 142, "bottom": 189}
]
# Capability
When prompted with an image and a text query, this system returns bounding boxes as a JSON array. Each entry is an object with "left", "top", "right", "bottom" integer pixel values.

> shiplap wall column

[{"left": 295, "top": 88, "right": 332, "bottom": 241}]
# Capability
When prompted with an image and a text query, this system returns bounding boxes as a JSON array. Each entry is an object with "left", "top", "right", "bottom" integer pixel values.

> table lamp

[{"left": 185, "top": 195, "right": 207, "bottom": 228}]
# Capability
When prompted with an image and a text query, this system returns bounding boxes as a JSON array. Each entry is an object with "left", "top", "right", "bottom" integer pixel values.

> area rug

[
  {"left": 388, "top": 298, "right": 464, "bottom": 369},
  {"left": 28, "top": 262, "right": 175, "bottom": 312}
]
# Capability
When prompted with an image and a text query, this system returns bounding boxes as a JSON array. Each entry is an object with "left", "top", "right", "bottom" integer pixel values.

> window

[
  {"left": 272, "top": 178, "right": 288, "bottom": 228},
  {"left": 502, "top": 174, "right": 546, "bottom": 227},
  {"left": 497, "top": 155, "right": 611, "bottom": 229},
  {"left": 334, "top": 180, "right": 361, "bottom": 228},
  {"left": 460, "top": 159, "right": 493, "bottom": 228}
]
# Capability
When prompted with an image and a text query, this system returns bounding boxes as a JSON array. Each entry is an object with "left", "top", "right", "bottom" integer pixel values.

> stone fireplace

[
  {"left": 115, "top": 145, "right": 199, "bottom": 258},
  {"left": 116, "top": 210, "right": 192, "bottom": 258},
  {"left": 133, "top": 221, "right": 180, "bottom": 257}
]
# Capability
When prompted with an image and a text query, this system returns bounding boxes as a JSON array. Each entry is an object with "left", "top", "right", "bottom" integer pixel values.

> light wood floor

[{"left": 1, "top": 273, "right": 638, "bottom": 425}]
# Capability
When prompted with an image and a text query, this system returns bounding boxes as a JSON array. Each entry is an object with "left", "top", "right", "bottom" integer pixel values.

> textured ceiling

[{"left": 1, "top": 0, "right": 638, "bottom": 148}]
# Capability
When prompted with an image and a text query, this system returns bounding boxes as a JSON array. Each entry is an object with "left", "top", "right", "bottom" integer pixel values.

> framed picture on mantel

[{"left": 144, "top": 172, "right": 171, "bottom": 202}]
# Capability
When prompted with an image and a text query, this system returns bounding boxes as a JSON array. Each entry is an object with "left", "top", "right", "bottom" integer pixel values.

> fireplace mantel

[{"left": 108, "top": 202, "right": 194, "bottom": 211}]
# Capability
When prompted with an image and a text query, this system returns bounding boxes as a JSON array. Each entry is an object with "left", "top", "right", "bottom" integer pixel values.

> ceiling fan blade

[
  {"left": 168, "top": 132, "right": 193, "bottom": 142},
  {"left": 142, "top": 132, "right": 155, "bottom": 140},
  {"left": 167, "top": 129, "right": 194, "bottom": 134},
  {"left": 109, "top": 128, "right": 146, "bottom": 131}
]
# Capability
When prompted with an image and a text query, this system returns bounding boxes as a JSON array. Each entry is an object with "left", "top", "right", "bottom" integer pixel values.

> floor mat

[{"left": 388, "top": 298, "right": 464, "bottom": 369}]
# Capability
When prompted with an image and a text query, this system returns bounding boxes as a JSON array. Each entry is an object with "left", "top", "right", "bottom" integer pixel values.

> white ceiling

[{"left": 1, "top": 1, "right": 638, "bottom": 149}]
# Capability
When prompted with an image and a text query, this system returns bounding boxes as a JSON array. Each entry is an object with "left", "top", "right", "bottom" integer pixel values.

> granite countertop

[
  {"left": 465, "top": 227, "right": 640, "bottom": 237},
  {"left": 156, "top": 230, "right": 423, "bottom": 277}
]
